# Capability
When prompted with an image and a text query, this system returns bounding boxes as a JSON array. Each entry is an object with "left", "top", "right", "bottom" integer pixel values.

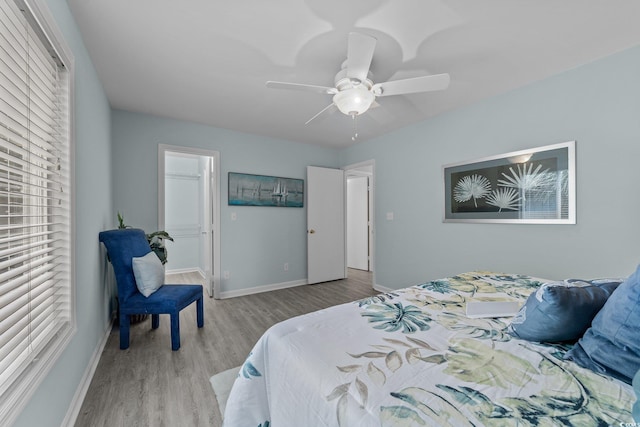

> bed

[{"left": 223, "top": 271, "right": 636, "bottom": 426}]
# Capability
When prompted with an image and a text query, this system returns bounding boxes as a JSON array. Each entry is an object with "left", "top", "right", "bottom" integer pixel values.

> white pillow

[{"left": 132, "top": 252, "right": 164, "bottom": 297}]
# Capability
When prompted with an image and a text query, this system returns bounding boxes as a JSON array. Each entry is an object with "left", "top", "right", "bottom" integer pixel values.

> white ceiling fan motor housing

[{"left": 333, "top": 64, "right": 375, "bottom": 116}]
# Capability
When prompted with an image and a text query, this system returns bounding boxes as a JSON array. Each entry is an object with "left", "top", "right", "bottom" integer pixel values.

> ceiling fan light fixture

[{"left": 333, "top": 86, "right": 374, "bottom": 116}]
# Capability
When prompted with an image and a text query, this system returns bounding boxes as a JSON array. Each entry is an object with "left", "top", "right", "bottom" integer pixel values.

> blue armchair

[{"left": 99, "top": 228, "right": 204, "bottom": 350}]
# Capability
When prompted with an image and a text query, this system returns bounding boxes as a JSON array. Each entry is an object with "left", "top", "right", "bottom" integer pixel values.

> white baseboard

[
  {"left": 219, "top": 279, "right": 308, "bottom": 299},
  {"left": 373, "top": 283, "right": 395, "bottom": 293},
  {"left": 165, "top": 267, "right": 203, "bottom": 276},
  {"left": 60, "top": 320, "right": 113, "bottom": 427}
]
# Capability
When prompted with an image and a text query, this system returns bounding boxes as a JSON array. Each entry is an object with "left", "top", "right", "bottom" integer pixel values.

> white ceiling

[{"left": 67, "top": 0, "right": 640, "bottom": 148}]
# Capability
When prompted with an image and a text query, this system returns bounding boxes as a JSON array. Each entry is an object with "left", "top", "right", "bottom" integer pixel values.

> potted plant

[{"left": 117, "top": 212, "right": 174, "bottom": 264}]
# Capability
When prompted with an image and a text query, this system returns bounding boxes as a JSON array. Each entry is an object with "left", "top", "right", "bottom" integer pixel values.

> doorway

[
  {"left": 344, "top": 160, "right": 375, "bottom": 287},
  {"left": 158, "top": 145, "right": 220, "bottom": 298}
]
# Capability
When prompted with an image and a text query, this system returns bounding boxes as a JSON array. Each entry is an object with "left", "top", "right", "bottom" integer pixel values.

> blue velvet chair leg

[
  {"left": 119, "top": 314, "right": 130, "bottom": 350},
  {"left": 152, "top": 314, "right": 160, "bottom": 329},
  {"left": 197, "top": 297, "right": 204, "bottom": 328},
  {"left": 170, "top": 312, "right": 180, "bottom": 351}
]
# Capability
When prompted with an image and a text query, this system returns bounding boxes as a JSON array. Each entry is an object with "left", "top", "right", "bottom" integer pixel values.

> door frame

[
  {"left": 158, "top": 144, "right": 221, "bottom": 298},
  {"left": 346, "top": 174, "right": 370, "bottom": 271},
  {"left": 342, "top": 159, "right": 375, "bottom": 287}
]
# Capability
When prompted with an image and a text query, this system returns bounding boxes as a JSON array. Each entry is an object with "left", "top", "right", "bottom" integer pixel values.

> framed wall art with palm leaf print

[{"left": 443, "top": 141, "right": 576, "bottom": 224}]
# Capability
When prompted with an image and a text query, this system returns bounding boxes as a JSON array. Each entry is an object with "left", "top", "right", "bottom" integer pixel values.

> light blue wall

[
  {"left": 112, "top": 111, "right": 339, "bottom": 292},
  {"left": 341, "top": 46, "right": 640, "bottom": 289},
  {"left": 13, "top": 0, "right": 113, "bottom": 426}
]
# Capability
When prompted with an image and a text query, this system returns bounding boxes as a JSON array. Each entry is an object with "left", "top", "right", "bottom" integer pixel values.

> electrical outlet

[
  {"left": 223, "top": 271, "right": 230, "bottom": 279},
  {"left": 284, "top": 263, "right": 289, "bottom": 271}
]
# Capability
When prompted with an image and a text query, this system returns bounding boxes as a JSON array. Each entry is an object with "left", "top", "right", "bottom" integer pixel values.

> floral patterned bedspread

[{"left": 223, "top": 272, "right": 634, "bottom": 426}]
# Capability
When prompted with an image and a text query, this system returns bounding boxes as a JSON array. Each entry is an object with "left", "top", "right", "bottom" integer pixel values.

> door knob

[{"left": 309, "top": 229, "right": 316, "bottom": 234}]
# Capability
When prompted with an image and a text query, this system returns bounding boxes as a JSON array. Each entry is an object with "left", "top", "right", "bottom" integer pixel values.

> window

[{"left": 0, "top": 0, "right": 74, "bottom": 423}]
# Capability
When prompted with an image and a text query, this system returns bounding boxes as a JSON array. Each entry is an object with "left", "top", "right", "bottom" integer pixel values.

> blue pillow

[
  {"left": 565, "top": 265, "right": 640, "bottom": 384},
  {"left": 509, "top": 278, "right": 622, "bottom": 343},
  {"left": 132, "top": 251, "right": 165, "bottom": 297}
]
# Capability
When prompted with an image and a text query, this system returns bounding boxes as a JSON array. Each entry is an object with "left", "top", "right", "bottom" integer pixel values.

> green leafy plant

[
  {"left": 116, "top": 213, "right": 173, "bottom": 264},
  {"left": 146, "top": 230, "right": 174, "bottom": 265},
  {"left": 117, "top": 211, "right": 128, "bottom": 229}
]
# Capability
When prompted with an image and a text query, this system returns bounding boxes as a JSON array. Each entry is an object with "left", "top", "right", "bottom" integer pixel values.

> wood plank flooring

[{"left": 75, "top": 269, "right": 377, "bottom": 427}]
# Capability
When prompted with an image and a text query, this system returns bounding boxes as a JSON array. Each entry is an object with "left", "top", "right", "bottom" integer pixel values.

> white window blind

[{"left": 0, "top": 0, "right": 74, "bottom": 422}]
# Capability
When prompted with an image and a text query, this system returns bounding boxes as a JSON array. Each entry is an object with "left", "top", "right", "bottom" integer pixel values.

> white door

[
  {"left": 307, "top": 166, "right": 346, "bottom": 284},
  {"left": 200, "top": 157, "right": 214, "bottom": 296}
]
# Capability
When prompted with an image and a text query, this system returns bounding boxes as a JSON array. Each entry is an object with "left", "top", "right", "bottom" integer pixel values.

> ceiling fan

[{"left": 265, "top": 32, "right": 450, "bottom": 129}]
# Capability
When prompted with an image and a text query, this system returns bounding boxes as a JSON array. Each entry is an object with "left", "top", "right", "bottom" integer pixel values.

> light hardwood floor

[{"left": 75, "top": 269, "right": 378, "bottom": 427}]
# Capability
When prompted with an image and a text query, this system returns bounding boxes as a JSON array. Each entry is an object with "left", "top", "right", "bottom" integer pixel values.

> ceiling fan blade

[
  {"left": 266, "top": 81, "right": 337, "bottom": 95},
  {"left": 366, "top": 99, "right": 400, "bottom": 126},
  {"left": 346, "top": 32, "right": 377, "bottom": 83},
  {"left": 372, "top": 73, "right": 450, "bottom": 97},
  {"left": 305, "top": 103, "right": 337, "bottom": 125}
]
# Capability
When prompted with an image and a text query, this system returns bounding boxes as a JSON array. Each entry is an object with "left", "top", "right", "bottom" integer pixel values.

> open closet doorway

[
  {"left": 158, "top": 145, "right": 221, "bottom": 298},
  {"left": 344, "top": 160, "right": 375, "bottom": 288}
]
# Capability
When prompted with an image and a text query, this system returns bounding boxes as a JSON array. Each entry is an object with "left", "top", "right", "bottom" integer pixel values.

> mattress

[{"left": 223, "top": 271, "right": 634, "bottom": 426}]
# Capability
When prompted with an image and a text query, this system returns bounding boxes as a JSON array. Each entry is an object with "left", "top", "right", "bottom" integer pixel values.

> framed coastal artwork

[
  {"left": 443, "top": 141, "right": 576, "bottom": 224},
  {"left": 228, "top": 172, "right": 304, "bottom": 207}
]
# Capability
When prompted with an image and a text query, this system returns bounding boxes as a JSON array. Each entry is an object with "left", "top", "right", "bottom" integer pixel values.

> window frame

[{"left": 0, "top": 0, "right": 76, "bottom": 424}]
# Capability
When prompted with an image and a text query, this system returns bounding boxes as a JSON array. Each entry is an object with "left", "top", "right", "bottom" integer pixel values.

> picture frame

[
  {"left": 443, "top": 141, "right": 576, "bottom": 224},
  {"left": 228, "top": 172, "right": 304, "bottom": 207}
]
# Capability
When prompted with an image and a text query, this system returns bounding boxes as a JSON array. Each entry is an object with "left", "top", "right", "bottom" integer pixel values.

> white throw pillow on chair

[{"left": 132, "top": 251, "right": 165, "bottom": 297}]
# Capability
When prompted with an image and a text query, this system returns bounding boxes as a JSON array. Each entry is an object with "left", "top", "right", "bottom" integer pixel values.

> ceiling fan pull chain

[{"left": 351, "top": 113, "right": 358, "bottom": 141}]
